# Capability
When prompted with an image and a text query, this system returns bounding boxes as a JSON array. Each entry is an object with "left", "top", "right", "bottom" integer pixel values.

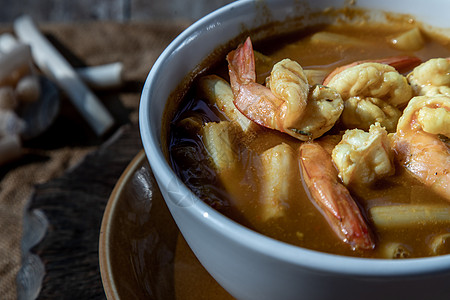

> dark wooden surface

[{"left": 28, "top": 124, "right": 141, "bottom": 299}]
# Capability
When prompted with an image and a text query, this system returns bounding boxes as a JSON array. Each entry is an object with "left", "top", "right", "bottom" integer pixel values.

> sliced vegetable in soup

[{"left": 168, "top": 20, "right": 450, "bottom": 258}]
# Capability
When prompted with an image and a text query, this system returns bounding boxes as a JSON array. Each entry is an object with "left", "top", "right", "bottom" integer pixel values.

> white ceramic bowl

[{"left": 139, "top": 1, "right": 450, "bottom": 299}]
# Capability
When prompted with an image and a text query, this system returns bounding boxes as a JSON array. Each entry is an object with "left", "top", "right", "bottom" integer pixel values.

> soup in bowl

[{"left": 139, "top": 0, "right": 450, "bottom": 299}]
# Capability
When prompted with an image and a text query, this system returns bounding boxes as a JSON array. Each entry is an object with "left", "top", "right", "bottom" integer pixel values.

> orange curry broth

[{"left": 168, "top": 21, "right": 450, "bottom": 258}]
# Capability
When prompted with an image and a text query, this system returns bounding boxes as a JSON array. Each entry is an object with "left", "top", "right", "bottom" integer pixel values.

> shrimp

[
  {"left": 325, "top": 62, "right": 414, "bottom": 132},
  {"left": 392, "top": 95, "right": 450, "bottom": 201},
  {"left": 299, "top": 142, "right": 376, "bottom": 250},
  {"left": 322, "top": 55, "right": 421, "bottom": 86},
  {"left": 287, "top": 84, "right": 344, "bottom": 140},
  {"left": 227, "top": 37, "right": 343, "bottom": 140},
  {"left": 407, "top": 58, "right": 450, "bottom": 97},
  {"left": 341, "top": 96, "right": 402, "bottom": 132},
  {"left": 332, "top": 122, "right": 395, "bottom": 186}
]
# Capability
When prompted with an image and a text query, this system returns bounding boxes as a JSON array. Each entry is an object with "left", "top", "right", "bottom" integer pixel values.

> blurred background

[{"left": 0, "top": 0, "right": 236, "bottom": 23}]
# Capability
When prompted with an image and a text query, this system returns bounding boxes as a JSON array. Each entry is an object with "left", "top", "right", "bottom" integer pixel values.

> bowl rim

[
  {"left": 139, "top": 0, "right": 450, "bottom": 278},
  {"left": 99, "top": 151, "right": 148, "bottom": 300}
]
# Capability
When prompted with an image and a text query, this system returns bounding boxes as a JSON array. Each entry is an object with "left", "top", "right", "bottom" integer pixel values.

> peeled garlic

[
  {"left": 16, "top": 75, "right": 40, "bottom": 103},
  {"left": 0, "top": 33, "right": 20, "bottom": 54}
]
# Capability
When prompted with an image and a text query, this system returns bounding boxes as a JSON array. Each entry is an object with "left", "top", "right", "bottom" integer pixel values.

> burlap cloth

[{"left": 0, "top": 20, "right": 189, "bottom": 299}]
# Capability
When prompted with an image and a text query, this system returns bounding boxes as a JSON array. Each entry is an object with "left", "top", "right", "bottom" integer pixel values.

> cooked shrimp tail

[
  {"left": 227, "top": 37, "right": 288, "bottom": 131},
  {"left": 228, "top": 37, "right": 256, "bottom": 85},
  {"left": 299, "top": 142, "right": 376, "bottom": 250}
]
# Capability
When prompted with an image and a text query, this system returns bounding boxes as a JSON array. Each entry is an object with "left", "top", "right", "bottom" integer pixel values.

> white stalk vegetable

[
  {"left": 202, "top": 121, "right": 237, "bottom": 172},
  {"left": 370, "top": 204, "right": 450, "bottom": 228},
  {"left": 391, "top": 27, "right": 424, "bottom": 51},
  {"left": 259, "top": 143, "right": 297, "bottom": 221},
  {"left": 14, "top": 15, "right": 114, "bottom": 136},
  {"left": 198, "top": 75, "right": 257, "bottom": 133},
  {"left": 75, "top": 62, "right": 123, "bottom": 90},
  {"left": 310, "top": 32, "right": 368, "bottom": 47}
]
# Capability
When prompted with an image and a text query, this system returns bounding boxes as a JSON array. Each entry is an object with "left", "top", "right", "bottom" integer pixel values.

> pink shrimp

[
  {"left": 392, "top": 95, "right": 450, "bottom": 201},
  {"left": 322, "top": 56, "right": 419, "bottom": 132},
  {"left": 227, "top": 37, "right": 290, "bottom": 132},
  {"left": 407, "top": 57, "right": 450, "bottom": 97},
  {"left": 322, "top": 55, "right": 422, "bottom": 86},
  {"left": 299, "top": 142, "right": 376, "bottom": 250},
  {"left": 227, "top": 37, "right": 343, "bottom": 141}
]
